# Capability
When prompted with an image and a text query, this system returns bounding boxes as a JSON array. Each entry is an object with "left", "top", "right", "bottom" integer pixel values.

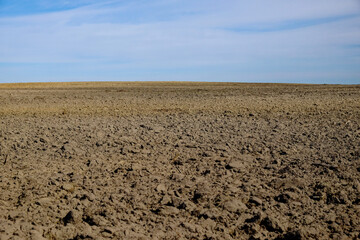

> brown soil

[{"left": 0, "top": 82, "right": 359, "bottom": 240}]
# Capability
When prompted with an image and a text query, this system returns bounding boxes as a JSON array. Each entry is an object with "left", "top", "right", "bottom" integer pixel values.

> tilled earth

[{"left": 0, "top": 82, "right": 359, "bottom": 240}]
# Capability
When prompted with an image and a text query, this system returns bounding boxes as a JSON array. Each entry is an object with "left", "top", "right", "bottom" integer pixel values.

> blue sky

[{"left": 0, "top": 0, "right": 359, "bottom": 84}]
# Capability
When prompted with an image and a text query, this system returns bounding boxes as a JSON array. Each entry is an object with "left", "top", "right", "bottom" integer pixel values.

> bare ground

[{"left": 0, "top": 82, "right": 359, "bottom": 239}]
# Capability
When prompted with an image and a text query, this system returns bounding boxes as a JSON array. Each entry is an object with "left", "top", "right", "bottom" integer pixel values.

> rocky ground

[{"left": 0, "top": 82, "right": 359, "bottom": 239}]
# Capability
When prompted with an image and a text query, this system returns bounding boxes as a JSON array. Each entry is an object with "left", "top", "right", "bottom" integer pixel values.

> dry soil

[{"left": 0, "top": 82, "right": 359, "bottom": 240}]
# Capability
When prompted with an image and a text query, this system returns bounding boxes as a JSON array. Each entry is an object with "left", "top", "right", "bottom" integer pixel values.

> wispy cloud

[
  {"left": 0, "top": 0, "right": 359, "bottom": 83},
  {"left": 227, "top": 14, "right": 359, "bottom": 33}
]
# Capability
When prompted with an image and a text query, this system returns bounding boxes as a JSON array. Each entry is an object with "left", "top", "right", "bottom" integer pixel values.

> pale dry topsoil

[{"left": 0, "top": 82, "right": 359, "bottom": 240}]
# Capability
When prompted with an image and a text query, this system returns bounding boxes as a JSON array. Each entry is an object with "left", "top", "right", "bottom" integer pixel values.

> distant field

[
  {"left": 0, "top": 81, "right": 313, "bottom": 89},
  {"left": 1, "top": 82, "right": 359, "bottom": 117}
]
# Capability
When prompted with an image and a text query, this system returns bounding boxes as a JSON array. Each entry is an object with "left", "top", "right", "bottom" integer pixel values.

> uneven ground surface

[{"left": 0, "top": 82, "right": 359, "bottom": 240}]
